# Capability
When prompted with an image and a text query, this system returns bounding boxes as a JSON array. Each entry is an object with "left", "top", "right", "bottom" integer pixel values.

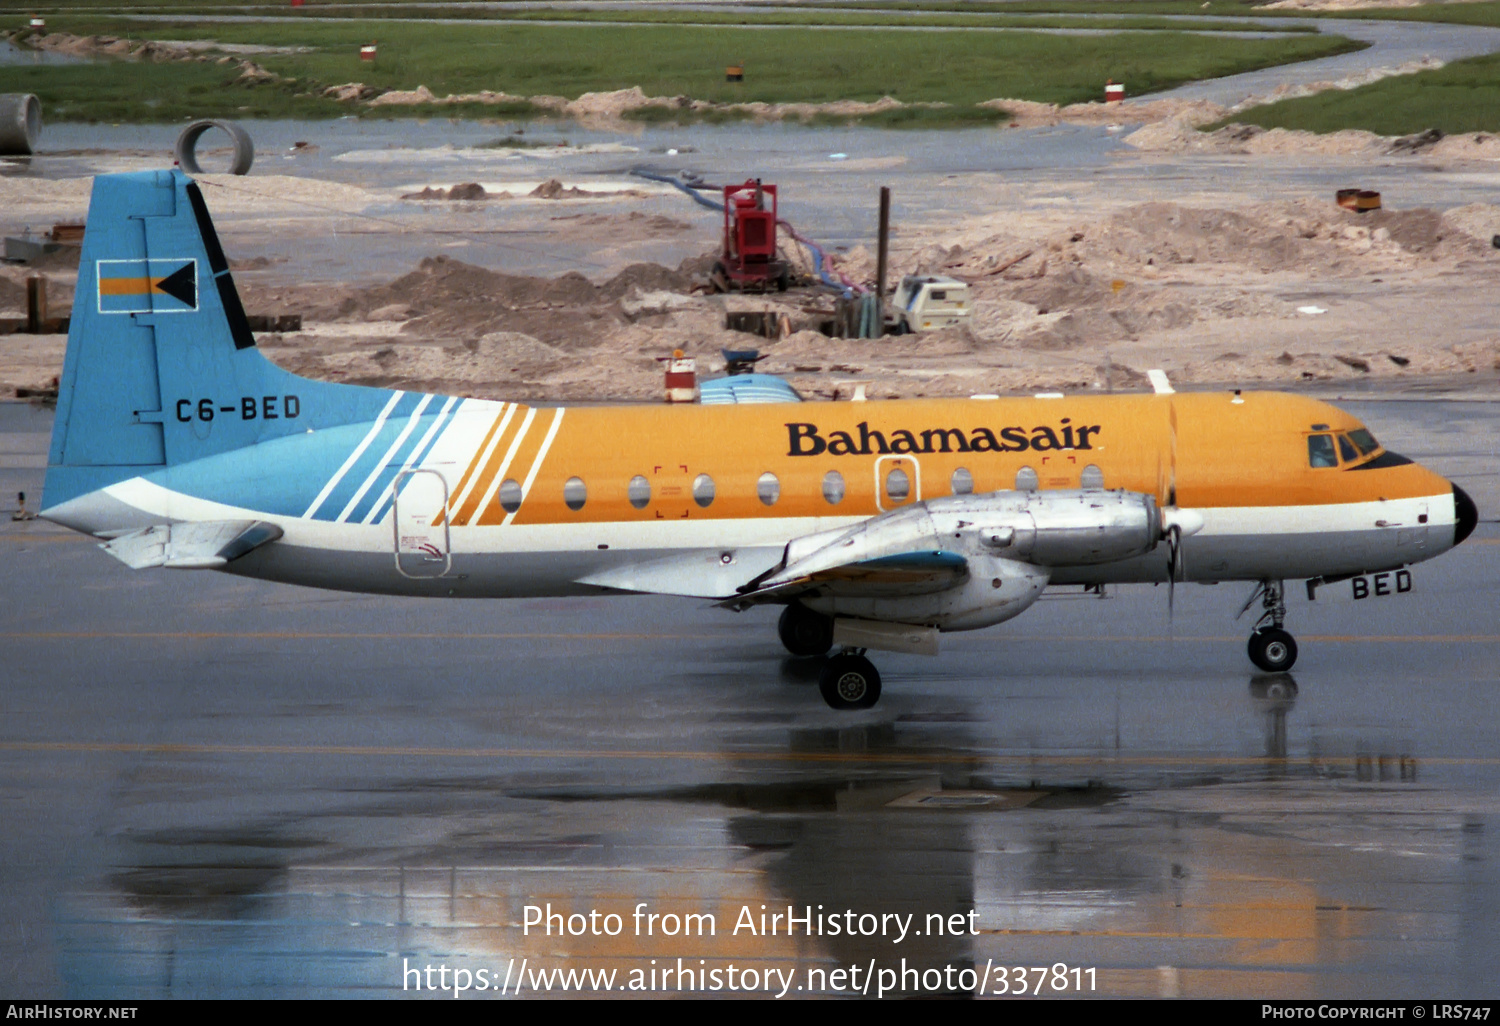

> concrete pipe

[
  {"left": 174, "top": 119, "right": 254, "bottom": 176},
  {"left": 0, "top": 94, "right": 41, "bottom": 156}
]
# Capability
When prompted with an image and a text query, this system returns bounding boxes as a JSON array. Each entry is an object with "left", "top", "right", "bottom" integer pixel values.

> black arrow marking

[{"left": 153, "top": 261, "right": 196, "bottom": 309}]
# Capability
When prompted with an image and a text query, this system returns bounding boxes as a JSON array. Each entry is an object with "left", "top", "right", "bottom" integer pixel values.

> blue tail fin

[{"left": 44, "top": 170, "right": 395, "bottom": 511}]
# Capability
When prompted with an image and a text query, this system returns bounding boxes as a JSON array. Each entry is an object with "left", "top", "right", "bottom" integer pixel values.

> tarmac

[{"left": 1, "top": 398, "right": 1496, "bottom": 998}]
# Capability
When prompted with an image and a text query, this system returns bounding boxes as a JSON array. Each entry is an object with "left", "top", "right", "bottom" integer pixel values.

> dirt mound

[
  {"left": 401, "top": 182, "right": 502, "bottom": 201},
  {"left": 1443, "top": 203, "right": 1500, "bottom": 246},
  {"left": 329, "top": 256, "right": 695, "bottom": 347},
  {"left": 530, "top": 178, "right": 592, "bottom": 200}
]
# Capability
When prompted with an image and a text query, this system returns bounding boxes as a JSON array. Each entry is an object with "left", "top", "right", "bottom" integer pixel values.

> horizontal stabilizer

[{"left": 100, "top": 519, "right": 282, "bottom": 569}]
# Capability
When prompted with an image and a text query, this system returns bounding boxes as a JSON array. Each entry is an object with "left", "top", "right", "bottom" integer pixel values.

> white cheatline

[
  {"left": 301, "top": 390, "right": 405, "bottom": 520},
  {"left": 362, "top": 395, "right": 458, "bottom": 525},
  {"left": 467, "top": 407, "right": 536, "bottom": 526},
  {"left": 504, "top": 408, "right": 566, "bottom": 527},
  {"left": 336, "top": 394, "right": 433, "bottom": 523},
  {"left": 447, "top": 403, "right": 515, "bottom": 517}
]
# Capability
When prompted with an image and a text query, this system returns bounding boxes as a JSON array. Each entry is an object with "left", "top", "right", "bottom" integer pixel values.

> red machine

[{"left": 711, "top": 179, "right": 789, "bottom": 293}]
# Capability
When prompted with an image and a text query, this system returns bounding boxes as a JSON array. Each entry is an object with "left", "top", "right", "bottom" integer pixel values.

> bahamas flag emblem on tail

[{"left": 96, "top": 257, "right": 198, "bottom": 314}]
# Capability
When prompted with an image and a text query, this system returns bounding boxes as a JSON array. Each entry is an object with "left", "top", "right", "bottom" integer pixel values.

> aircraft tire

[
  {"left": 819, "top": 653, "right": 882, "bottom": 710},
  {"left": 778, "top": 603, "right": 834, "bottom": 657},
  {"left": 1248, "top": 628, "right": 1298, "bottom": 673}
]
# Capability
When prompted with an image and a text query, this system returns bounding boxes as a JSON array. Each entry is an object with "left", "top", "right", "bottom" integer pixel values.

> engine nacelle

[
  {"left": 802, "top": 554, "right": 1049, "bottom": 631},
  {"left": 771, "top": 490, "right": 1163, "bottom": 632},
  {"left": 928, "top": 490, "right": 1162, "bottom": 568}
]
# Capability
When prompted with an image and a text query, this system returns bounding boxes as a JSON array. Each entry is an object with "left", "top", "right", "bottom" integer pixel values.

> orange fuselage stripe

[{"left": 466, "top": 391, "right": 1454, "bottom": 527}]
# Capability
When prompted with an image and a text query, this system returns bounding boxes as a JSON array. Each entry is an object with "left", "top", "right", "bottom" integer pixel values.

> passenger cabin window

[
  {"left": 1016, "top": 466, "right": 1039, "bottom": 491},
  {"left": 757, "top": 472, "right": 780, "bottom": 506},
  {"left": 1080, "top": 464, "right": 1104, "bottom": 490},
  {"left": 563, "top": 476, "right": 587, "bottom": 511},
  {"left": 951, "top": 467, "right": 974, "bottom": 495},
  {"left": 692, "top": 473, "right": 715, "bottom": 508},
  {"left": 1307, "top": 434, "right": 1338, "bottom": 468},
  {"left": 822, "top": 470, "right": 845, "bottom": 505},
  {"left": 627, "top": 474, "right": 651, "bottom": 510},
  {"left": 498, "top": 478, "right": 522, "bottom": 514},
  {"left": 1338, "top": 434, "right": 1359, "bottom": 464},
  {"left": 886, "top": 467, "right": 911, "bottom": 502}
]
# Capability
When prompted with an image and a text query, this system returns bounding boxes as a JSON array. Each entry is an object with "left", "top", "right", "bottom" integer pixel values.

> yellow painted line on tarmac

[{"left": 3, "top": 740, "right": 1499, "bottom": 767}]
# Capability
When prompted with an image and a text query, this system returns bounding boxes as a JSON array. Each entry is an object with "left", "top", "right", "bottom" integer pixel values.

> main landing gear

[
  {"left": 820, "top": 649, "right": 882, "bottom": 711},
  {"left": 778, "top": 602, "right": 833, "bottom": 657},
  {"left": 1244, "top": 579, "right": 1299, "bottom": 673},
  {"left": 778, "top": 604, "right": 883, "bottom": 710}
]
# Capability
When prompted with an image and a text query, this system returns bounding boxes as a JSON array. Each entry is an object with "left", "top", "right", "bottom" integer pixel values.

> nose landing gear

[{"left": 1243, "top": 579, "right": 1299, "bottom": 673}]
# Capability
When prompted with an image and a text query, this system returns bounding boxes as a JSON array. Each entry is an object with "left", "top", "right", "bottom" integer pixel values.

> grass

[
  {"left": 222, "top": 6, "right": 1317, "bottom": 32},
  {"left": 9, "top": 15, "right": 1366, "bottom": 124},
  {"left": 1208, "top": 51, "right": 1500, "bottom": 136}
]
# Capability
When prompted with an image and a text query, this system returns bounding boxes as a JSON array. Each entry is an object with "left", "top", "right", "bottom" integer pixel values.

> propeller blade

[{"left": 1166, "top": 524, "right": 1182, "bottom": 619}]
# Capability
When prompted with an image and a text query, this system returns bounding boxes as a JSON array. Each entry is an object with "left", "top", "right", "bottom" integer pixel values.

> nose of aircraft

[{"left": 1453, "top": 484, "right": 1478, "bottom": 547}]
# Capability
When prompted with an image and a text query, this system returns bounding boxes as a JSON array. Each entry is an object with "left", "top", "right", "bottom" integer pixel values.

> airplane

[{"left": 40, "top": 170, "right": 1479, "bottom": 710}]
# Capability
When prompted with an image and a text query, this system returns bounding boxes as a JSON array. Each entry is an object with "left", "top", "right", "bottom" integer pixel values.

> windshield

[{"left": 1347, "top": 428, "right": 1381, "bottom": 456}]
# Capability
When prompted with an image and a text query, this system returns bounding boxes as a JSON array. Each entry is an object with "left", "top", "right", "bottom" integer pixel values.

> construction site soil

[{"left": 3, "top": 185, "right": 1498, "bottom": 403}]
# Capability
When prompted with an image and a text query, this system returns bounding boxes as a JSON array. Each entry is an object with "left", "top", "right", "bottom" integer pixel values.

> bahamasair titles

[{"left": 41, "top": 171, "right": 1479, "bottom": 709}]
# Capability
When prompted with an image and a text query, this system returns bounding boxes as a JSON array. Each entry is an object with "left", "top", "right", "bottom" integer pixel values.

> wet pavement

[{"left": 1, "top": 400, "right": 1496, "bottom": 998}]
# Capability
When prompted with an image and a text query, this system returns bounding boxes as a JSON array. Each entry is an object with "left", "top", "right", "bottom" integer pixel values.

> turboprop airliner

[{"left": 41, "top": 171, "right": 1478, "bottom": 709}]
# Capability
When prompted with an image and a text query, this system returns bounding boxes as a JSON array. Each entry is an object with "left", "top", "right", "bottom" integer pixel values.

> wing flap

[
  {"left": 575, "top": 546, "right": 784, "bottom": 599},
  {"left": 99, "top": 519, "right": 283, "bottom": 569}
]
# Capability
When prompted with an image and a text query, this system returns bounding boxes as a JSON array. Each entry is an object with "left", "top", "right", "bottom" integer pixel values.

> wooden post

[
  {"left": 875, "top": 187, "right": 890, "bottom": 339},
  {"left": 25, "top": 275, "right": 45, "bottom": 334}
]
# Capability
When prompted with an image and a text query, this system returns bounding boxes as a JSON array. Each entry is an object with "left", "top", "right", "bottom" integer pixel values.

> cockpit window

[
  {"left": 1348, "top": 428, "right": 1380, "bottom": 456},
  {"left": 1338, "top": 434, "right": 1359, "bottom": 464},
  {"left": 1307, "top": 434, "right": 1338, "bottom": 468}
]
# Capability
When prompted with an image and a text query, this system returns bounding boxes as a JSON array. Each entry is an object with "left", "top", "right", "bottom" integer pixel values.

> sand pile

[
  {"left": 401, "top": 183, "right": 502, "bottom": 201},
  {"left": 321, "top": 255, "right": 696, "bottom": 345}
]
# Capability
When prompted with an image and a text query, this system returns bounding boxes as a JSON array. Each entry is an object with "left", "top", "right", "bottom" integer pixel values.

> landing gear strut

[
  {"left": 1244, "top": 579, "right": 1298, "bottom": 673},
  {"left": 819, "top": 648, "right": 882, "bottom": 710}
]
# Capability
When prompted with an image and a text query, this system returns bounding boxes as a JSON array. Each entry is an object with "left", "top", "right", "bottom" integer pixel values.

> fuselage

[{"left": 43, "top": 388, "right": 1468, "bottom": 600}]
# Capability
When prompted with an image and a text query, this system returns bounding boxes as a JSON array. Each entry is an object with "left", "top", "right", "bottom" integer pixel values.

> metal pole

[
  {"left": 875, "top": 186, "right": 889, "bottom": 339},
  {"left": 26, "top": 275, "right": 45, "bottom": 334}
]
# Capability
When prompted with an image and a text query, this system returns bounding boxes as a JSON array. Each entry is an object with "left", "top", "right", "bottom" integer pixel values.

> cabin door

[{"left": 393, "top": 468, "right": 452, "bottom": 579}]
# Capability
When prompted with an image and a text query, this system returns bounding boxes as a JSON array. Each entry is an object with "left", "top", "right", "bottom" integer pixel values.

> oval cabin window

[
  {"left": 886, "top": 467, "right": 910, "bottom": 502},
  {"left": 692, "top": 473, "right": 715, "bottom": 508},
  {"left": 951, "top": 467, "right": 974, "bottom": 495},
  {"left": 822, "top": 470, "right": 845, "bottom": 505},
  {"left": 757, "top": 472, "right": 780, "bottom": 506},
  {"left": 1080, "top": 464, "right": 1104, "bottom": 490},
  {"left": 498, "top": 478, "right": 522, "bottom": 514},
  {"left": 627, "top": 474, "right": 651, "bottom": 510},
  {"left": 1015, "top": 466, "right": 1039, "bottom": 491},
  {"left": 563, "top": 476, "right": 587, "bottom": 511}
]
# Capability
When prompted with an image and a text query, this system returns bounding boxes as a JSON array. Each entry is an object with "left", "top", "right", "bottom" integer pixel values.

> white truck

[{"left": 892, "top": 274, "right": 971, "bottom": 333}]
